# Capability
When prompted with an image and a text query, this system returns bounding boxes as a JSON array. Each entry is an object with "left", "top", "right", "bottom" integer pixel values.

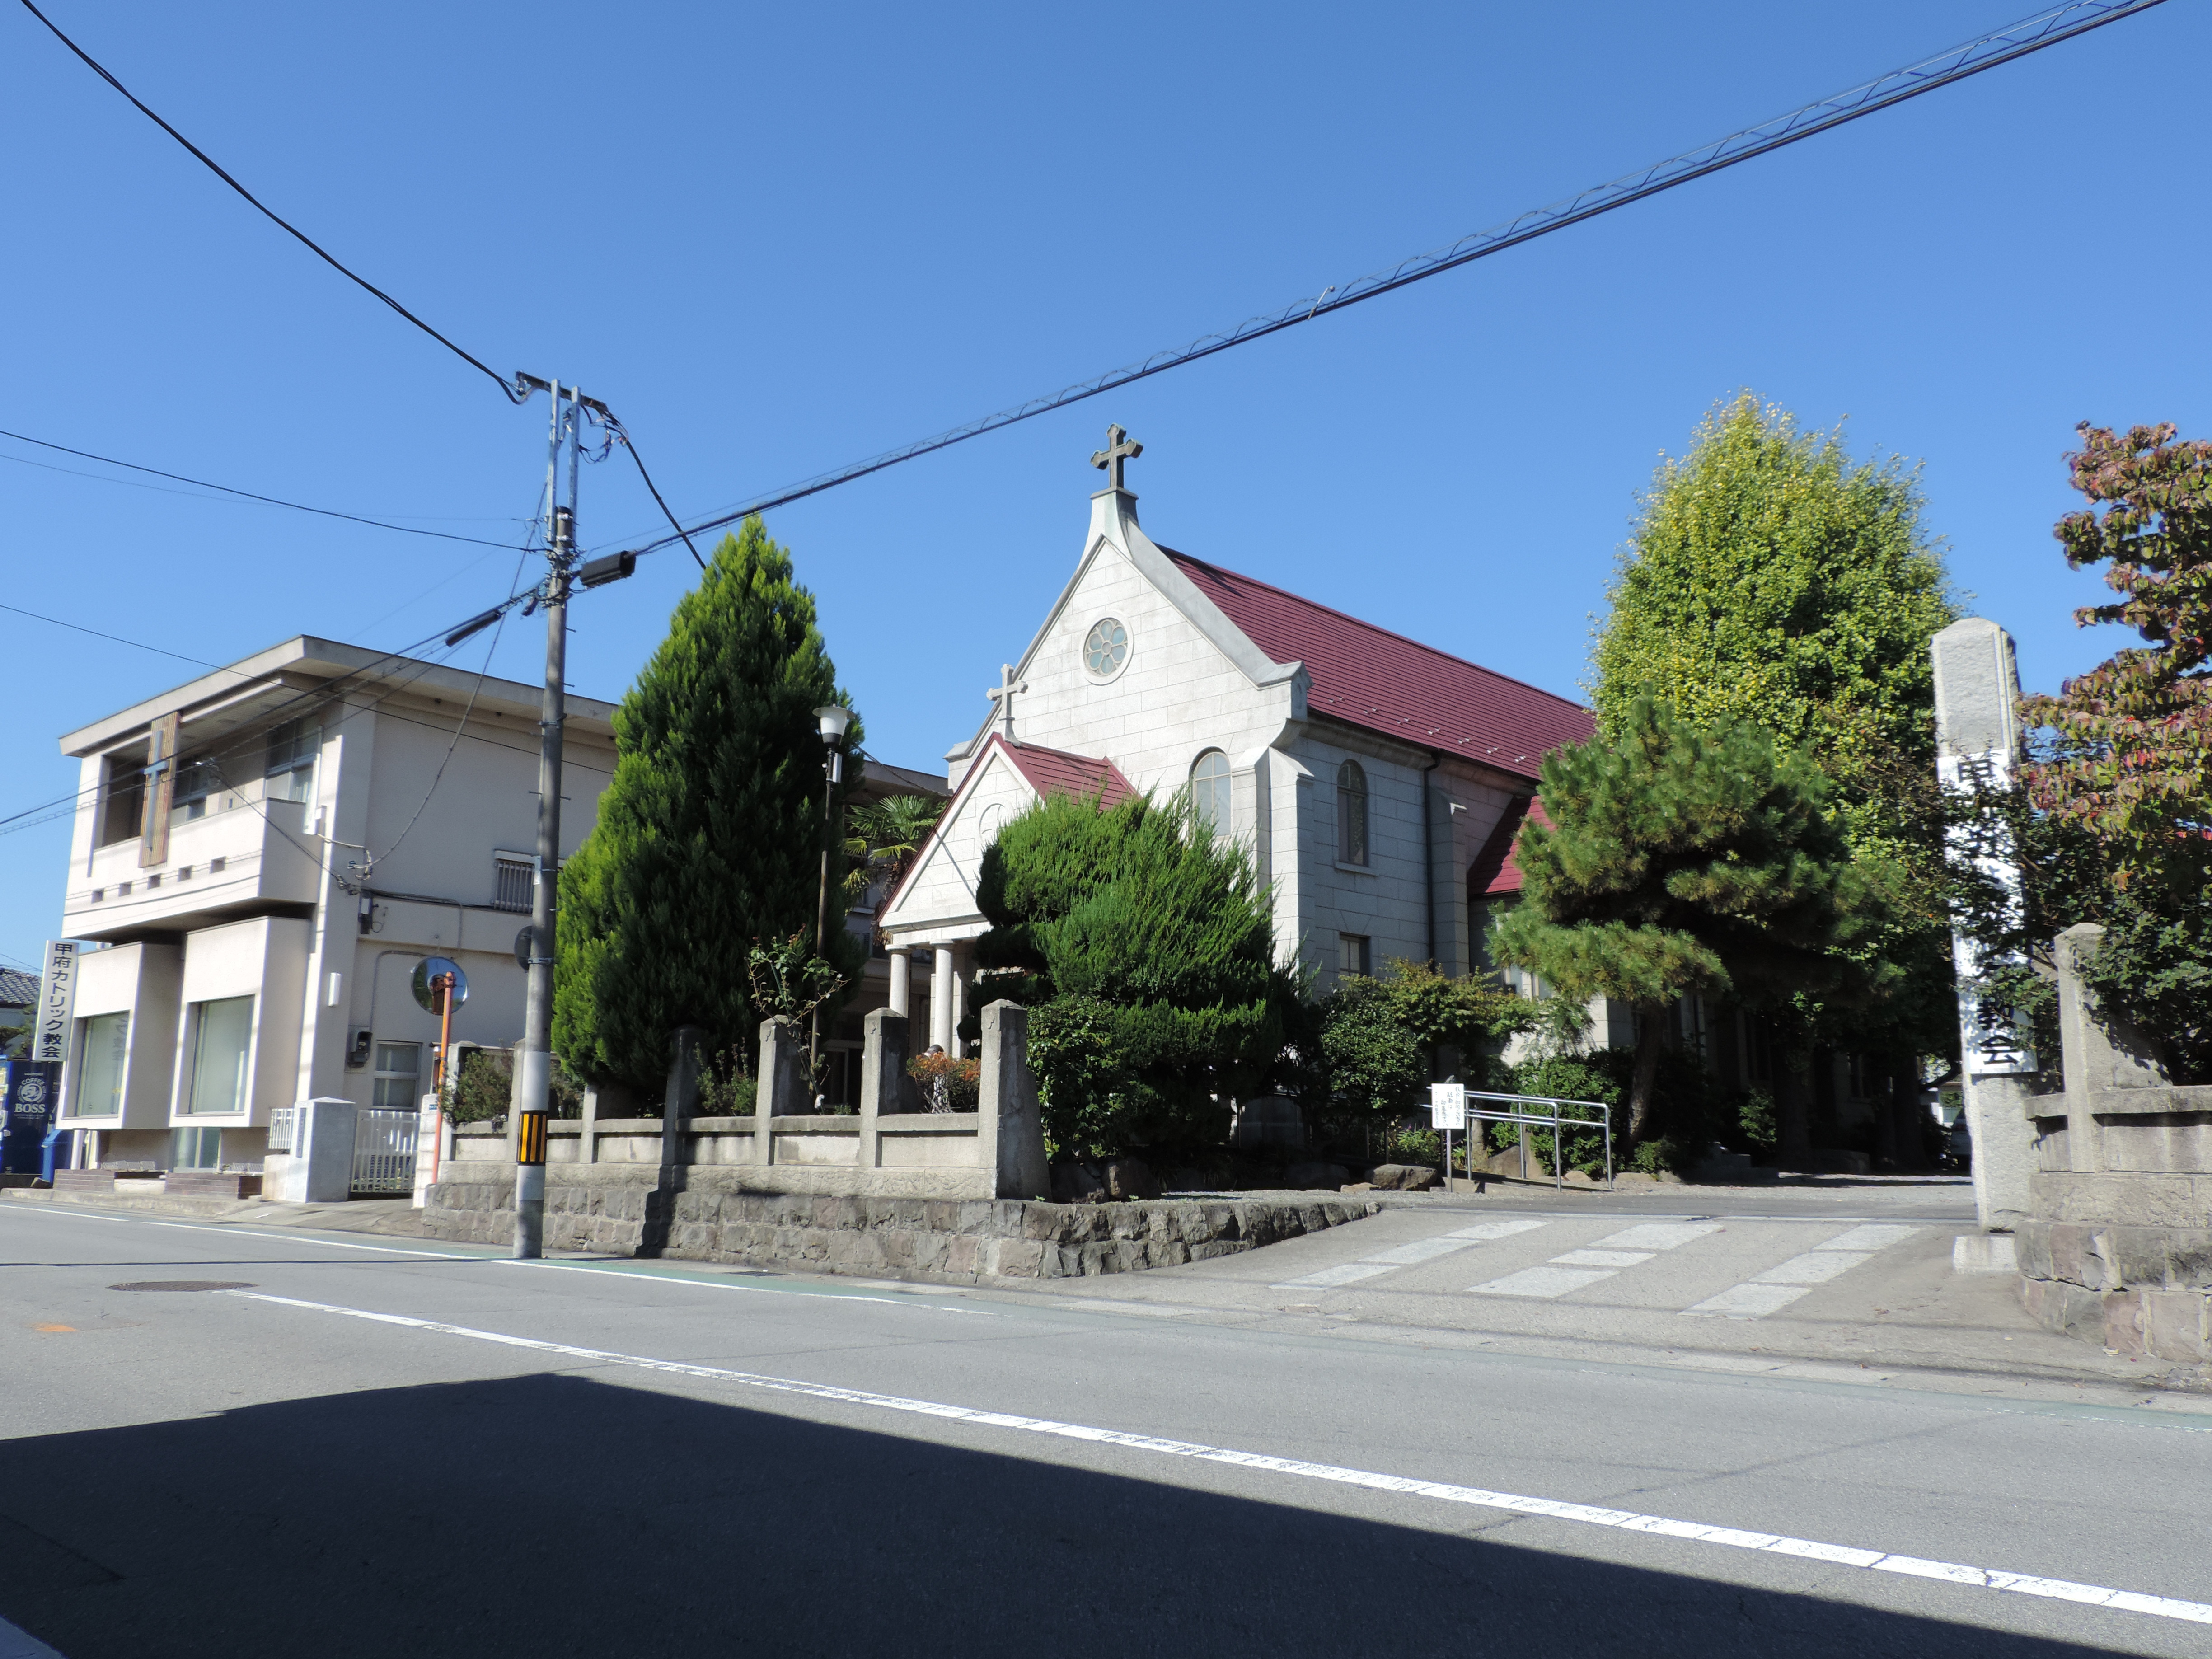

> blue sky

[{"left": 4, "top": 0, "right": 2207, "bottom": 974}]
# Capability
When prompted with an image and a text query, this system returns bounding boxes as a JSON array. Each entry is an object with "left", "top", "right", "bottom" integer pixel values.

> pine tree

[
  {"left": 553, "top": 519, "right": 861, "bottom": 1095},
  {"left": 1490, "top": 698, "right": 1883, "bottom": 1148},
  {"left": 974, "top": 789, "right": 1295, "bottom": 1158}
]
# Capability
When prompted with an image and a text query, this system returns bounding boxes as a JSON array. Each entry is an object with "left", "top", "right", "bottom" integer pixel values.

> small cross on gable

[
  {"left": 1090, "top": 424, "right": 1143, "bottom": 492},
  {"left": 986, "top": 662, "right": 1028, "bottom": 740}
]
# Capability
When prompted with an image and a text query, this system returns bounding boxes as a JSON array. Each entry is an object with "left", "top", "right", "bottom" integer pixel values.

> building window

[
  {"left": 74, "top": 1012, "right": 129, "bottom": 1116},
  {"left": 170, "top": 1125, "right": 223, "bottom": 1171},
  {"left": 1336, "top": 759, "right": 1368, "bottom": 866},
  {"left": 172, "top": 756, "right": 221, "bottom": 821},
  {"left": 493, "top": 854, "right": 534, "bottom": 913},
  {"left": 265, "top": 718, "right": 320, "bottom": 804},
  {"left": 1190, "top": 750, "right": 1232, "bottom": 837},
  {"left": 1339, "top": 933, "right": 1371, "bottom": 978},
  {"left": 373, "top": 1041, "right": 423, "bottom": 1109},
  {"left": 98, "top": 750, "right": 146, "bottom": 847},
  {"left": 1082, "top": 617, "right": 1130, "bottom": 681},
  {"left": 186, "top": 996, "right": 254, "bottom": 1115}
]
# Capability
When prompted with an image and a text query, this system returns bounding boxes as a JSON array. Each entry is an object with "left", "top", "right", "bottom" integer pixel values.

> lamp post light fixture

[{"left": 810, "top": 703, "right": 853, "bottom": 1092}]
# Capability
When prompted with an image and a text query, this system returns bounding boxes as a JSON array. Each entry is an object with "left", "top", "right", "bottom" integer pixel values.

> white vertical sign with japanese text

[
  {"left": 32, "top": 940, "right": 80, "bottom": 1066},
  {"left": 1428, "top": 1082, "right": 1467, "bottom": 1130}
]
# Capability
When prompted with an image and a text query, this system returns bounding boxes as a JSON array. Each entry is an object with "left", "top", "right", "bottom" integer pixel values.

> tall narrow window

[
  {"left": 98, "top": 750, "right": 146, "bottom": 847},
  {"left": 1338, "top": 933, "right": 1371, "bottom": 978},
  {"left": 1190, "top": 750, "right": 1232, "bottom": 837},
  {"left": 373, "top": 1041, "right": 422, "bottom": 1109},
  {"left": 186, "top": 996, "right": 254, "bottom": 1114},
  {"left": 1336, "top": 759, "right": 1368, "bottom": 866},
  {"left": 493, "top": 854, "right": 534, "bottom": 913},
  {"left": 74, "top": 1012, "right": 129, "bottom": 1116}
]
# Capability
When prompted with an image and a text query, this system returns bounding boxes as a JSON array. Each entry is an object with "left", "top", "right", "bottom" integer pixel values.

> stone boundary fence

[
  {"left": 2007, "top": 924, "right": 2212, "bottom": 1365},
  {"left": 422, "top": 998, "right": 1382, "bottom": 1278}
]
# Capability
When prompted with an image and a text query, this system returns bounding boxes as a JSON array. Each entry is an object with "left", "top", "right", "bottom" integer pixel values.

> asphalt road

[{"left": 3, "top": 1199, "right": 2209, "bottom": 1659}]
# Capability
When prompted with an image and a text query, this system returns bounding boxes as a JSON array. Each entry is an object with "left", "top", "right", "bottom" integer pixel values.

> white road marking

[
  {"left": 1270, "top": 1217, "right": 1552, "bottom": 1287},
  {"left": 145, "top": 1222, "right": 471, "bottom": 1259},
  {"left": 1364, "top": 1236, "right": 1496, "bottom": 1267},
  {"left": 227, "top": 1289, "right": 2212, "bottom": 1632},
  {"left": 1272, "top": 1262, "right": 1394, "bottom": 1289},
  {"left": 1443, "top": 1220, "right": 1550, "bottom": 1242},
  {"left": 1821, "top": 1224, "right": 1921, "bottom": 1251},
  {"left": 1549, "top": 1249, "right": 1654, "bottom": 1269},
  {"left": 1054, "top": 1299, "right": 1192, "bottom": 1318},
  {"left": 1685, "top": 1224, "right": 1922, "bottom": 1318},
  {"left": 495, "top": 1257, "right": 992, "bottom": 1313},
  {"left": 1590, "top": 1222, "right": 1725, "bottom": 1251},
  {"left": 1468, "top": 1265, "right": 1616, "bottom": 1299},
  {"left": 1752, "top": 1251, "right": 1871, "bottom": 1286},
  {"left": 1684, "top": 1283, "right": 1810, "bottom": 1318}
]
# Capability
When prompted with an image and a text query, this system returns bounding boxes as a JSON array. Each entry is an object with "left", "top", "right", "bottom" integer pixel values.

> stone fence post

[
  {"left": 663, "top": 1025, "right": 704, "bottom": 1170},
  {"left": 857, "top": 1007, "right": 909, "bottom": 1171},
  {"left": 753, "top": 1018, "right": 802, "bottom": 1166},
  {"left": 978, "top": 1000, "right": 1050, "bottom": 1200}
]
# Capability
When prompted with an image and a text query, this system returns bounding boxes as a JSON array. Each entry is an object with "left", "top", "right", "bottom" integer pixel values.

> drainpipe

[{"left": 1422, "top": 752, "right": 1442, "bottom": 967}]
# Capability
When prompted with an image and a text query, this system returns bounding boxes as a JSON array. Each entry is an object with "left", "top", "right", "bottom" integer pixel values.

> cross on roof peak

[
  {"left": 1090, "top": 424, "right": 1142, "bottom": 492},
  {"left": 986, "top": 662, "right": 1028, "bottom": 741}
]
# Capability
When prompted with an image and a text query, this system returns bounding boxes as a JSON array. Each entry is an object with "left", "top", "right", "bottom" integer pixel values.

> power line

[
  {"left": 0, "top": 601, "right": 240, "bottom": 673},
  {"left": 626, "top": 0, "right": 2170, "bottom": 557},
  {"left": 15, "top": 0, "right": 528, "bottom": 404},
  {"left": 0, "top": 427, "right": 533, "bottom": 548}
]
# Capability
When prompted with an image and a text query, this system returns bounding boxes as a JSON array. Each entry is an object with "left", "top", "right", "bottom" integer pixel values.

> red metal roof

[
  {"left": 1469, "top": 796, "right": 1552, "bottom": 899},
  {"left": 992, "top": 735, "right": 1137, "bottom": 808},
  {"left": 1165, "top": 551, "right": 1593, "bottom": 781}
]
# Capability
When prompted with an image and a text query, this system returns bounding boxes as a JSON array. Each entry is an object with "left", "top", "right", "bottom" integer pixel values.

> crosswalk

[{"left": 1271, "top": 1216, "right": 1923, "bottom": 1320}]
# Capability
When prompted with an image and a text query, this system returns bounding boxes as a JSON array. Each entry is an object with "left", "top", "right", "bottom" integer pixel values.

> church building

[{"left": 877, "top": 428, "right": 1594, "bottom": 1053}]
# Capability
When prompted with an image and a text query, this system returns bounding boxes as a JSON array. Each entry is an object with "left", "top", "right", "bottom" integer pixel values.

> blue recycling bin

[{"left": 42, "top": 1126, "right": 67, "bottom": 1184}]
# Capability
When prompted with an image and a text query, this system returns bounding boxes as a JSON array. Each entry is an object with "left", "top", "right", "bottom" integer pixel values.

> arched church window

[
  {"left": 1190, "top": 750, "right": 1232, "bottom": 837},
  {"left": 1337, "top": 759, "right": 1368, "bottom": 866}
]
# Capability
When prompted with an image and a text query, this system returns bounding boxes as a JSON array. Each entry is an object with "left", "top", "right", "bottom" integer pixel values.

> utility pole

[{"left": 512, "top": 382, "right": 577, "bottom": 1259}]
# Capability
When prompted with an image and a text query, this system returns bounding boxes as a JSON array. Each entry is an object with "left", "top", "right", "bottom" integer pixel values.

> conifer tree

[
  {"left": 974, "top": 789, "right": 1296, "bottom": 1157},
  {"left": 1490, "top": 698, "right": 1883, "bottom": 1147},
  {"left": 553, "top": 519, "right": 861, "bottom": 1094}
]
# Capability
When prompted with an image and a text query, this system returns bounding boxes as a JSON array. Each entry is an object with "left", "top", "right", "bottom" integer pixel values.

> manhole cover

[{"left": 107, "top": 1280, "right": 255, "bottom": 1293}]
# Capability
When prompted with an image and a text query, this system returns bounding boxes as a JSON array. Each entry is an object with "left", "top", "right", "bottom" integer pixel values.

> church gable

[{"left": 878, "top": 736, "right": 1135, "bottom": 942}]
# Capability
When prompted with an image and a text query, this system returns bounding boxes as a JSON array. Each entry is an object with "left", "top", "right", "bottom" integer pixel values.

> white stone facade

[{"left": 880, "top": 483, "right": 1566, "bottom": 1017}]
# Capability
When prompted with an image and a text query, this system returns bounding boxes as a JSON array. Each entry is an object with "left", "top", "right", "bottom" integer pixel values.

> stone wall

[
  {"left": 2010, "top": 924, "right": 2212, "bottom": 1363},
  {"left": 422, "top": 1164, "right": 1377, "bottom": 1281}
]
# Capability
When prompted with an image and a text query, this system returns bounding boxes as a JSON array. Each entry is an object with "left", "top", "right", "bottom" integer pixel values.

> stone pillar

[
  {"left": 1931, "top": 616, "right": 2039, "bottom": 1232},
  {"left": 888, "top": 948, "right": 910, "bottom": 1018},
  {"left": 662, "top": 1026, "right": 703, "bottom": 1171},
  {"left": 977, "top": 1000, "right": 1050, "bottom": 1200},
  {"left": 857, "top": 1008, "right": 909, "bottom": 1172},
  {"left": 274, "top": 1097, "right": 355, "bottom": 1204},
  {"left": 930, "top": 945, "right": 955, "bottom": 1054},
  {"left": 576, "top": 1081, "right": 601, "bottom": 1167},
  {"left": 754, "top": 1018, "right": 802, "bottom": 1165}
]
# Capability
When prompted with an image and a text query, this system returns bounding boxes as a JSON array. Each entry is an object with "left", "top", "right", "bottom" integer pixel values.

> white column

[
  {"left": 950, "top": 946, "right": 969, "bottom": 1054},
  {"left": 887, "top": 948, "right": 910, "bottom": 1018},
  {"left": 931, "top": 945, "right": 955, "bottom": 1053}
]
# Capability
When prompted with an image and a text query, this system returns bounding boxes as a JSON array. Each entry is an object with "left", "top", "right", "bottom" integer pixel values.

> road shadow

[{"left": 0, "top": 1374, "right": 2146, "bottom": 1659}]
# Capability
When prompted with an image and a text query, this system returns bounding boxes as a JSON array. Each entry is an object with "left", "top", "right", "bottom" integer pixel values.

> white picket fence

[{"left": 350, "top": 1107, "right": 419, "bottom": 1195}]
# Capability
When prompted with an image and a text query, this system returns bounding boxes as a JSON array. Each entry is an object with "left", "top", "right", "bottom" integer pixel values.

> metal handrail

[{"left": 1459, "top": 1089, "right": 1614, "bottom": 1191}]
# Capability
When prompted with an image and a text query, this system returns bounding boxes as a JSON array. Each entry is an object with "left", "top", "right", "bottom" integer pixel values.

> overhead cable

[
  {"left": 629, "top": 0, "right": 2170, "bottom": 555},
  {"left": 16, "top": 0, "right": 529, "bottom": 404},
  {"left": 0, "top": 427, "right": 533, "bottom": 549}
]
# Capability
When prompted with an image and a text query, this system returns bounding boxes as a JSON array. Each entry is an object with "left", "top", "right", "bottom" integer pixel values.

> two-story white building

[
  {"left": 49, "top": 637, "right": 619, "bottom": 1174},
  {"left": 879, "top": 451, "right": 1595, "bottom": 1050}
]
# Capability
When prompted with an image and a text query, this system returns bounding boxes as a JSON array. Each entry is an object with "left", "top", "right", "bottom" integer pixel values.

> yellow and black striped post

[{"left": 515, "top": 1109, "right": 548, "bottom": 1168}]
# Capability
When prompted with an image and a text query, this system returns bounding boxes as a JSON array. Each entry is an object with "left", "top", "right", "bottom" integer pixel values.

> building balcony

[{"left": 64, "top": 796, "right": 323, "bottom": 939}]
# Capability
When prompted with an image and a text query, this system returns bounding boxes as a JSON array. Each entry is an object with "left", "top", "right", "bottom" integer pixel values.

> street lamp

[{"left": 810, "top": 703, "right": 853, "bottom": 1093}]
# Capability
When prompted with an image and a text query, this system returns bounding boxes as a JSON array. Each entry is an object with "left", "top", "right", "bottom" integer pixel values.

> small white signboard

[{"left": 1428, "top": 1082, "right": 1466, "bottom": 1131}]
